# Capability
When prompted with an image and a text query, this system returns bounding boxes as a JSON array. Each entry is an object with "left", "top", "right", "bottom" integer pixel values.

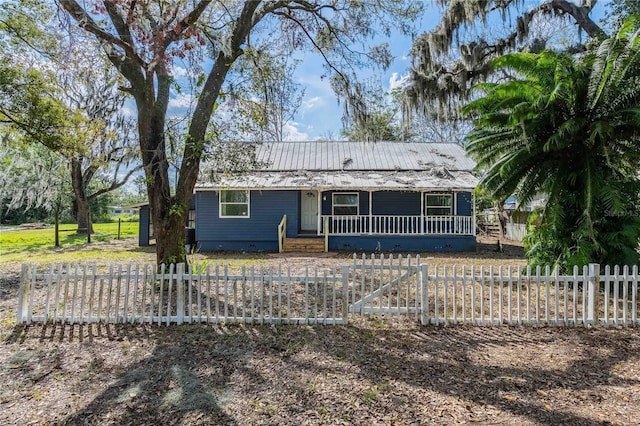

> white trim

[
  {"left": 219, "top": 190, "right": 251, "bottom": 218},
  {"left": 368, "top": 191, "right": 373, "bottom": 235},
  {"left": 317, "top": 190, "right": 322, "bottom": 235},
  {"left": 420, "top": 191, "right": 424, "bottom": 234},
  {"left": 424, "top": 193, "right": 453, "bottom": 216},
  {"left": 332, "top": 192, "right": 359, "bottom": 216}
]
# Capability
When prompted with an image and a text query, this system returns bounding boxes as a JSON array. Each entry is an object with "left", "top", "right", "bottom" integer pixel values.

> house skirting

[
  {"left": 197, "top": 235, "right": 476, "bottom": 253},
  {"left": 328, "top": 235, "right": 476, "bottom": 252}
]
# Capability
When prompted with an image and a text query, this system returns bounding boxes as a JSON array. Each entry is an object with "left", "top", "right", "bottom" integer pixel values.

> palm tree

[{"left": 463, "top": 17, "right": 640, "bottom": 268}]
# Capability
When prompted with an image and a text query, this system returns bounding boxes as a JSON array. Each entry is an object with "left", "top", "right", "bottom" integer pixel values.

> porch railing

[{"left": 321, "top": 215, "right": 475, "bottom": 236}]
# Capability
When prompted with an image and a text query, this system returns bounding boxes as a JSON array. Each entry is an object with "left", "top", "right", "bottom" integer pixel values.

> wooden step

[{"left": 283, "top": 237, "right": 325, "bottom": 253}]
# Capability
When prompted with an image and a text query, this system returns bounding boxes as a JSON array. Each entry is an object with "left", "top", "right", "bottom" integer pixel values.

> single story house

[{"left": 140, "top": 141, "right": 479, "bottom": 252}]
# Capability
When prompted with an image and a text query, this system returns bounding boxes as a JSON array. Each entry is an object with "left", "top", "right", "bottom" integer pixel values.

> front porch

[{"left": 320, "top": 214, "right": 475, "bottom": 236}]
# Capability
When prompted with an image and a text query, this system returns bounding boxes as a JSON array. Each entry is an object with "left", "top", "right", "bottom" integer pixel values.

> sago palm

[{"left": 463, "top": 17, "right": 640, "bottom": 268}]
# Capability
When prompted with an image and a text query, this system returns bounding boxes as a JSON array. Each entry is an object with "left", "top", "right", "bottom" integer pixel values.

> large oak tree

[{"left": 56, "top": 0, "right": 420, "bottom": 264}]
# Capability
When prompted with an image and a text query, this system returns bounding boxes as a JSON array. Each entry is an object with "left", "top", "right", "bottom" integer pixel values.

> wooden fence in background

[{"left": 15, "top": 255, "right": 640, "bottom": 327}]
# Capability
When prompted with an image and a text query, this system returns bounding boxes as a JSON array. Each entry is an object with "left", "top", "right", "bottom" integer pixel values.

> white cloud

[
  {"left": 172, "top": 65, "right": 188, "bottom": 77},
  {"left": 303, "top": 96, "right": 322, "bottom": 109},
  {"left": 168, "top": 93, "right": 194, "bottom": 109},
  {"left": 283, "top": 122, "right": 309, "bottom": 141},
  {"left": 389, "top": 72, "right": 410, "bottom": 91}
]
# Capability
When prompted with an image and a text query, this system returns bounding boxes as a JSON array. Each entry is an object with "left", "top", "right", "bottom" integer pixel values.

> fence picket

[
  {"left": 461, "top": 265, "right": 467, "bottom": 324},
  {"left": 15, "top": 258, "right": 640, "bottom": 328},
  {"left": 434, "top": 265, "right": 440, "bottom": 325},
  {"left": 44, "top": 264, "right": 54, "bottom": 323},
  {"left": 632, "top": 265, "right": 638, "bottom": 325},
  {"left": 470, "top": 265, "right": 476, "bottom": 324},
  {"left": 507, "top": 265, "right": 513, "bottom": 324}
]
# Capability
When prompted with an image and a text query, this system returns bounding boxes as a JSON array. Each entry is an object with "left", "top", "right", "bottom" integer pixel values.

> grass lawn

[{"left": 0, "top": 221, "right": 140, "bottom": 263}]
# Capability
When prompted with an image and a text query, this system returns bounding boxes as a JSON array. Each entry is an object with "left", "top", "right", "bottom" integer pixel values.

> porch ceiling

[{"left": 195, "top": 170, "right": 478, "bottom": 191}]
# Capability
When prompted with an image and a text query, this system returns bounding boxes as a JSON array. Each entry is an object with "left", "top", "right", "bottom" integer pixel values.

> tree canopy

[
  {"left": 54, "top": 0, "right": 422, "bottom": 264},
  {"left": 464, "top": 17, "right": 640, "bottom": 267},
  {"left": 404, "top": 0, "right": 609, "bottom": 119}
]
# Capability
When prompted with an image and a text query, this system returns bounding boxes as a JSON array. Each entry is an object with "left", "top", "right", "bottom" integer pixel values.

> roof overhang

[{"left": 195, "top": 170, "right": 478, "bottom": 192}]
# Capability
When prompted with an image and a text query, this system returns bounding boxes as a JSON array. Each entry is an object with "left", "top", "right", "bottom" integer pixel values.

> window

[
  {"left": 333, "top": 193, "right": 359, "bottom": 215},
  {"left": 425, "top": 193, "right": 452, "bottom": 216},
  {"left": 219, "top": 190, "right": 250, "bottom": 218},
  {"left": 187, "top": 209, "right": 196, "bottom": 228}
]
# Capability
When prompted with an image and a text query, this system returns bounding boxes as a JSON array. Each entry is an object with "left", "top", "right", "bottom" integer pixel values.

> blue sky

[
  {"left": 281, "top": 0, "right": 610, "bottom": 140},
  {"left": 162, "top": 1, "right": 610, "bottom": 141},
  {"left": 288, "top": 5, "right": 441, "bottom": 140}
]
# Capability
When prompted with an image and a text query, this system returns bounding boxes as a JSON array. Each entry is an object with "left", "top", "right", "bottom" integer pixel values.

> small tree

[{"left": 0, "top": 1, "right": 140, "bottom": 234}]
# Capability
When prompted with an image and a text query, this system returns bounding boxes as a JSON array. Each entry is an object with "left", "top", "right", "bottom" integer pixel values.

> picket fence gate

[{"left": 15, "top": 255, "right": 640, "bottom": 327}]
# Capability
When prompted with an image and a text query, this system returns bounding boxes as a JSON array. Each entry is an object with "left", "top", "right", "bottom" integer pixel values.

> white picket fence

[
  {"left": 16, "top": 263, "right": 349, "bottom": 326},
  {"left": 15, "top": 256, "right": 640, "bottom": 327}
]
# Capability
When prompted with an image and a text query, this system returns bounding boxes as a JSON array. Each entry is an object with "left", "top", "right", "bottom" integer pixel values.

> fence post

[
  {"left": 16, "top": 264, "right": 29, "bottom": 324},
  {"left": 341, "top": 265, "right": 349, "bottom": 325},
  {"left": 420, "top": 264, "right": 429, "bottom": 325},
  {"left": 587, "top": 263, "right": 600, "bottom": 325},
  {"left": 176, "top": 263, "right": 185, "bottom": 325}
]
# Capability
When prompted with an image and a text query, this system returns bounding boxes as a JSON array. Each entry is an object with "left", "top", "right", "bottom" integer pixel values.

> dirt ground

[{"left": 2, "top": 238, "right": 640, "bottom": 425}]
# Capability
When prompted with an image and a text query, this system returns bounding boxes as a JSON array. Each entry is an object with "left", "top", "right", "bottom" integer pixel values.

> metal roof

[
  {"left": 196, "top": 141, "right": 478, "bottom": 191},
  {"left": 251, "top": 141, "right": 474, "bottom": 171}
]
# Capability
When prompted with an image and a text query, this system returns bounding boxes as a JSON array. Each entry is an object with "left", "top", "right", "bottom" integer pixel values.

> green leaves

[
  {"left": 0, "top": 65, "right": 79, "bottom": 153},
  {"left": 465, "top": 17, "right": 640, "bottom": 268}
]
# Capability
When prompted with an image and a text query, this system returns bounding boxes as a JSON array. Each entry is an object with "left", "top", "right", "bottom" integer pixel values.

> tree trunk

[
  {"left": 54, "top": 208, "right": 60, "bottom": 248},
  {"left": 70, "top": 158, "right": 93, "bottom": 234},
  {"left": 75, "top": 198, "right": 93, "bottom": 234},
  {"left": 136, "top": 85, "right": 190, "bottom": 266}
]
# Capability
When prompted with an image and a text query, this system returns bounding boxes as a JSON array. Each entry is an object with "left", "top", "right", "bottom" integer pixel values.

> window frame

[
  {"left": 219, "top": 190, "right": 251, "bottom": 218},
  {"left": 424, "top": 193, "right": 453, "bottom": 216},
  {"left": 187, "top": 209, "right": 196, "bottom": 228},
  {"left": 332, "top": 192, "right": 359, "bottom": 216}
]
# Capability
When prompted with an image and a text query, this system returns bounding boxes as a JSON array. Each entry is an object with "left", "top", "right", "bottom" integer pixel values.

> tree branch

[
  {"left": 88, "top": 165, "right": 142, "bottom": 201},
  {"left": 57, "top": 0, "right": 147, "bottom": 69}
]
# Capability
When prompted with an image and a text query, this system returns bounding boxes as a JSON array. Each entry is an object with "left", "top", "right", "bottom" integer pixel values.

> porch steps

[{"left": 283, "top": 237, "right": 325, "bottom": 253}]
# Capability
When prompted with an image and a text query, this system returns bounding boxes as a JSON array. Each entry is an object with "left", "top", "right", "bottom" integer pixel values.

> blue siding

[
  {"left": 138, "top": 206, "right": 150, "bottom": 246},
  {"left": 329, "top": 235, "right": 476, "bottom": 252},
  {"left": 456, "top": 191, "right": 473, "bottom": 216},
  {"left": 192, "top": 189, "right": 476, "bottom": 252},
  {"left": 196, "top": 190, "right": 298, "bottom": 251},
  {"left": 372, "top": 191, "right": 420, "bottom": 215}
]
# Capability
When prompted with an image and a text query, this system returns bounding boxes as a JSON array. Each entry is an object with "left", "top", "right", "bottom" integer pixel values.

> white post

[
  {"left": 342, "top": 265, "right": 350, "bottom": 324},
  {"left": 587, "top": 263, "right": 600, "bottom": 325},
  {"left": 368, "top": 191, "right": 373, "bottom": 234},
  {"left": 176, "top": 263, "right": 185, "bottom": 325},
  {"left": 420, "top": 191, "right": 424, "bottom": 234},
  {"left": 17, "top": 264, "right": 29, "bottom": 323},
  {"left": 324, "top": 216, "right": 329, "bottom": 252},
  {"left": 472, "top": 190, "right": 477, "bottom": 236},
  {"left": 420, "top": 264, "right": 429, "bottom": 325},
  {"left": 317, "top": 190, "right": 322, "bottom": 235}
]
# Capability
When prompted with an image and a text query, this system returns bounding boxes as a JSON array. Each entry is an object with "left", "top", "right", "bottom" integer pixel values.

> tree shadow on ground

[
  {"left": 3, "top": 322, "right": 639, "bottom": 425},
  {"left": 303, "top": 324, "right": 639, "bottom": 425}
]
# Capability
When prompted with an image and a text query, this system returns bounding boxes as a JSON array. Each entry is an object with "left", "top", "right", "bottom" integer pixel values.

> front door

[{"left": 300, "top": 191, "right": 318, "bottom": 232}]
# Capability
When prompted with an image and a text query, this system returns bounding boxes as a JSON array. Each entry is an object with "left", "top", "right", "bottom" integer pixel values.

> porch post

[
  {"left": 368, "top": 190, "right": 373, "bottom": 234},
  {"left": 420, "top": 191, "right": 424, "bottom": 234},
  {"left": 472, "top": 190, "right": 476, "bottom": 236},
  {"left": 453, "top": 191, "right": 457, "bottom": 234},
  {"left": 317, "top": 190, "right": 322, "bottom": 236}
]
